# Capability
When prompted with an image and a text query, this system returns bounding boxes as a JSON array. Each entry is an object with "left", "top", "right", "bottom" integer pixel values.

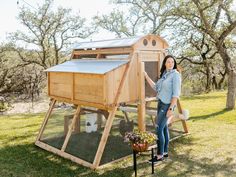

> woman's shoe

[
  {"left": 164, "top": 153, "right": 168, "bottom": 158},
  {"left": 148, "top": 156, "right": 164, "bottom": 164}
]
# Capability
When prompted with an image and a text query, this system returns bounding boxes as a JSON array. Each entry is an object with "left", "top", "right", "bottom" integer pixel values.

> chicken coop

[{"left": 35, "top": 34, "right": 188, "bottom": 169}]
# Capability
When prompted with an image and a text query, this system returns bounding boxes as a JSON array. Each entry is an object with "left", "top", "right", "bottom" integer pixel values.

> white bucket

[{"left": 85, "top": 113, "right": 98, "bottom": 133}]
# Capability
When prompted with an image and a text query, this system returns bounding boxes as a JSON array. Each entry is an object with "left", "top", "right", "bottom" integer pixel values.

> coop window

[
  {"left": 143, "top": 39, "right": 148, "bottom": 46},
  {"left": 152, "top": 40, "right": 156, "bottom": 46}
]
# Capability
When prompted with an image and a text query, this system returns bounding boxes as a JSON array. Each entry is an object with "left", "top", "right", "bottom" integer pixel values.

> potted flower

[{"left": 124, "top": 130, "right": 157, "bottom": 152}]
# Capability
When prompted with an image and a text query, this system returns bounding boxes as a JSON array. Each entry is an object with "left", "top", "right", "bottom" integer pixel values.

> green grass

[{"left": 0, "top": 91, "right": 236, "bottom": 177}]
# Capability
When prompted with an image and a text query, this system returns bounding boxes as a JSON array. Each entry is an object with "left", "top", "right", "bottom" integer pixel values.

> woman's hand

[{"left": 166, "top": 109, "right": 173, "bottom": 118}]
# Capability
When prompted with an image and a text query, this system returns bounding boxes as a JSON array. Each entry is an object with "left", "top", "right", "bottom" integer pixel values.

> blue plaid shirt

[{"left": 153, "top": 69, "right": 181, "bottom": 104}]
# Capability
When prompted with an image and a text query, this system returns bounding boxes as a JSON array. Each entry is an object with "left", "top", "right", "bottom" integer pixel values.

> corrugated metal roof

[
  {"left": 45, "top": 59, "right": 129, "bottom": 74},
  {"left": 74, "top": 36, "right": 144, "bottom": 49}
]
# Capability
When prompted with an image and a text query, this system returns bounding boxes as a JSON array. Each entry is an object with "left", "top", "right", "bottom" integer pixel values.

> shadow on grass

[
  {"left": 1, "top": 136, "right": 235, "bottom": 177},
  {"left": 127, "top": 136, "right": 236, "bottom": 177},
  {"left": 190, "top": 108, "right": 228, "bottom": 121},
  {"left": 0, "top": 143, "right": 134, "bottom": 177}
]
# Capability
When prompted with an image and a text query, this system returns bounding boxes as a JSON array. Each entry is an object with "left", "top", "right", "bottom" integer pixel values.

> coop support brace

[
  {"left": 35, "top": 99, "right": 56, "bottom": 142},
  {"left": 61, "top": 106, "right": 81, "bottom": 151},
  {"left": 93, "top": 53, "right": 135, "bottom": 168}
]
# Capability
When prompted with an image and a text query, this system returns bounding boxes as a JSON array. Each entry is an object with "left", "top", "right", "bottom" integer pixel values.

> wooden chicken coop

[{"left": 35, "top": 34, "right": 188, "bottom": 169}]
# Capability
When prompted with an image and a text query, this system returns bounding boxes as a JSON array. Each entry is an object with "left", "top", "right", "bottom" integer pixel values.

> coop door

[{"left": 144, "top": 61, "right": 159, "bottom": 97}]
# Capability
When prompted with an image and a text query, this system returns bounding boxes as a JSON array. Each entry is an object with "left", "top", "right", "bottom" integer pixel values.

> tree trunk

[
  {"left": 226, "top": 70, "right": 236, "bottom": 109},
  {"left": 216, "top": 42, "right": 235, "bottom": 109},
  {"left": 212, "top": 76, "right": 218, "bottom": 90},
  {"left": 205, "top": 64, "right": 212, "bottom": 92}
]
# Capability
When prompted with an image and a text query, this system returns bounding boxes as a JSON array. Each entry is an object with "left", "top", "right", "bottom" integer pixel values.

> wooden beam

[
  {"left": 137, "top": 60, "right": 146, "bottom": 131},
  {"left": 145, "top": 97, "right": 156, "bottom": 102},
  {"left": 48, "top": 72, "right": 50, "bottom": 96},
  {"left": 157, "top": 53, "right": 160, "bottom": 79},
  {"left": 49, "top": 95, "right": 111, "bottom": 110},
  {"left": 35, "top": 99, "right": 56, "bottom": 142},
  {"left": 71, "top": 73, "right": 75, "bottom": 101},
  {"left": 73, "top": 47, "right": 132, "bottom": 56},
  {"left": 35, "top": 141, "right": 95, "bottom": 169},
  {"left": 92, "top": 106, "right": 118, "bottom": 168},
  {"left": 61, "top": 106, "right": 81, "bottom": 151}
]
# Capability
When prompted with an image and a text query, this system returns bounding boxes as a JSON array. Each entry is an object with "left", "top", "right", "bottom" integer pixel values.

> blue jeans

[{"left": 156, "top": 100, "right": 170, "bottom": 156}]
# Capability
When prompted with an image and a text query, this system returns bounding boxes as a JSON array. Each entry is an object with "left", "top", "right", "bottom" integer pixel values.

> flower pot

[{"left": 131, "top": 143, "right": 148, "bottom": 152}]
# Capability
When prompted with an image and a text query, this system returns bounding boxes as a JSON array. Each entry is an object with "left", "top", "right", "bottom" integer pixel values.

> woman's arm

[
  {"left": 167, "top": 72, "right": 181, "bottom": 118},
  {"left": 144, "top": 72, "right": 156, "bottom": 91}
]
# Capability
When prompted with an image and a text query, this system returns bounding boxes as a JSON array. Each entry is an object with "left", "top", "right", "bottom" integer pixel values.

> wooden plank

[
  {"left": 50, "top": 72, "right": 73, "bottom": 99},
  {"left": 36, "top": 99, "right": 56, "bottom": 142},
  {"left": 35, "top": 141, "right": 95, "bottom": 169},
  {"left": 49, "top": 95, "right": 110, "bottom": 110},
  {"left": 93, "top": 54, "right": 134, "bottom": 168},
  {"left": 74, "top": 73, "right": 104, "bottom": 104},
  {"left": 72, "top": 73, "right": 75, "bottom": 101},
  {"left": 106, "top": 70, "right": 114, "bottom": 104},
  {"left": 138, "top": 51, "right": 163, "bottom": 62},
  {"left": 93, "top": 106, "right": 118, "bottom": 168},
  {"left": 120, "top": 53, "right": 138, "bottom": 103},
  {"left": 119, "top": 106, "right": 155, "bottom": 116},
  {"left": 96, "top": 154, "right": 133, "bottom": 169},
  {"left": 157, "top": 53, "right": 160, "bottom": 79},
  {"left": 73, "top": 47, "right": 133, "bottom": 55},
  {"left": 48, "top": 72, "right": 50, "bottom": 96},
  {"left": 146, "top": 101, "right": 155, "bottom": 127},
  {"left": 96, "top": 54, "right": 105, "bottom": 58},
  {"left": 64, "top": 114, "right": 81, "bottom": 136},
  {"left": 145, "top": 97, "right": 156, "bottom": 102},
  {"left": 137, "top": 60, "right": 146, "bottom": 131},
  {"left": 61, "top": 106, "right": 81, "bottom": 151}
]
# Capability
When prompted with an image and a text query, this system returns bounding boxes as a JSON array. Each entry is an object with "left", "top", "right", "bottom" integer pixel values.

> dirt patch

[
  {"left": 1, "top": 93, "right": 50, "bottom": 115},
  {"left": 5, "top": 99, "right": 50, "bottom": 115}
]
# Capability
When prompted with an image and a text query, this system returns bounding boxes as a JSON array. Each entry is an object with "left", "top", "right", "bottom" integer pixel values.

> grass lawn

[{"left": 0, "top": 91, "right": 236, "bottom": 177}]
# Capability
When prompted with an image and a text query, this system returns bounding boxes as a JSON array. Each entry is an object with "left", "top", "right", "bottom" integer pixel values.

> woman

[{"left": 144, "top": 55, "right": 181, "bottom": 163}]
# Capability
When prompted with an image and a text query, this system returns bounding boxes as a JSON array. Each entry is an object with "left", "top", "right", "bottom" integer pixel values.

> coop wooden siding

[
  {"left": 74, "top": 73, "right": 105, "bottom": 104},
  {"left": 49, "top": 72, "right": 72, "bottom": 99},
  {"left": 106, "top": 62, "right": 138, "bottom": 105}
]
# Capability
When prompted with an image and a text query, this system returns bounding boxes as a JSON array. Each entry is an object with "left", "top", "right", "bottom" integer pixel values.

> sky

[{"left": 0, "top": 0, "right": 119, "bottom": 43}]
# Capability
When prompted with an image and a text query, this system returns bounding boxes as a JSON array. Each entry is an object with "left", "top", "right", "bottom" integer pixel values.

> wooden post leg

[
  {"left": 64, "top": 116, "right": 70, "bottom": 136},
  {"left": 177, "top": 99, "right": 189, "bottom": 133},
  {"left": 151, "top": 148, "right": 154, "bottom": 174},
  {"left": 36, "top": 99, "right": 56, "bottom": 142},
  {"left": 146, "top": 101, "right": 155, "bottom": 127},
  {"left": 74, "top": 114, "right": 80, "bottom": 133},
  {"left": 133, "top": 150, "right": 137, "bottom": 177},
  {"left": 61, "top": 106, "right": 81, "bottom": 152},
  {"left": 93, "top": 106, "right": 118, "bottom": 168},
  {"left": 97, "top": 114, "right": 102, "bottom": 130},
  {"left": 181, "top": 120, "right": 189, "bottom": 133},
  {"left": 138, "top": 61, "right": 146, "bottom": 131}
]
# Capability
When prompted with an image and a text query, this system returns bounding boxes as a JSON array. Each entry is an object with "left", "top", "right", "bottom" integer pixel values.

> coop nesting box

[
  {"left": 35, "top": 34, "right": 170, "bottom": 169},
  {"left": 46, "top": 59, "right": 133, "bottom": 110}
]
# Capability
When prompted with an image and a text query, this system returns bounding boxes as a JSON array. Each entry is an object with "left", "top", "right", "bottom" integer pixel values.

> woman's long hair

[{"left": 160, "top": 55, "right": 177, "bottom": 78}]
